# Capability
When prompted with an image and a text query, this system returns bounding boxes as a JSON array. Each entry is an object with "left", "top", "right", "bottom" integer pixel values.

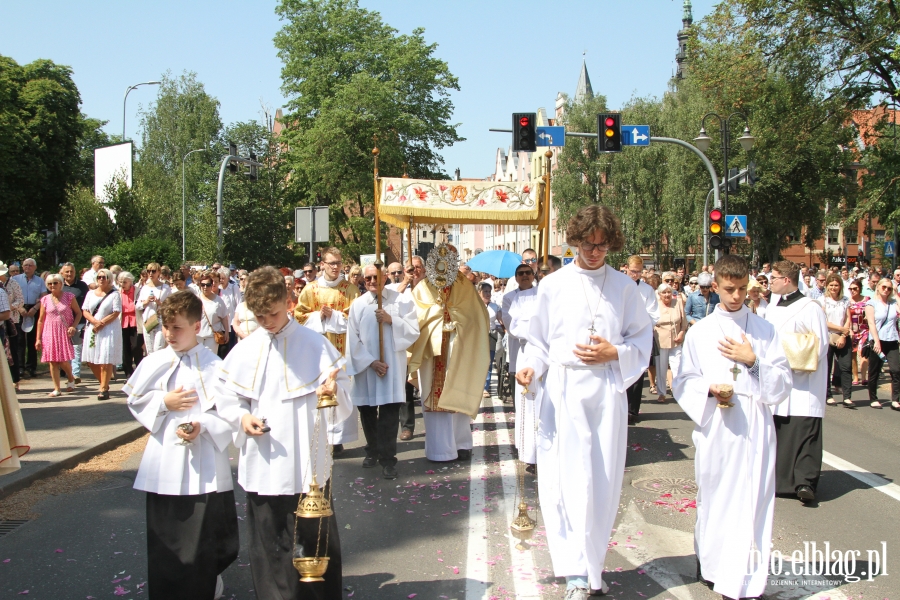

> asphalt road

[{"left": 1, "top": 378, "right": 897, "bottom": 600}]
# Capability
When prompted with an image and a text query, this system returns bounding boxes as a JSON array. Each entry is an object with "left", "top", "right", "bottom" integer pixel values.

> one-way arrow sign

[{"left": 622, "top": 125, "right": 650, "bottom": 146}]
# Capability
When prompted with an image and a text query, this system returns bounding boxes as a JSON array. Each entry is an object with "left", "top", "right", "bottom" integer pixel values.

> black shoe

[
  {"left": 797, "top": 485, "right": 816, "bottom": 502},
  {"left": 456, "top": 449, "right": 472, "bottom": 461},
  {"left": 362, "top": 456, "right": 378, "bottom": 468},
  {"left": 382, "top": 465, "right": 398, "bottom": 479},
  {"left": 628, "top": 413, "right": 637, "bottom": 426},
  {"left": 332, "top": 444, "right": 344, "bottom": 455},
  {"left": 525, "top": 464, "right": 536, "bottom": 475}
]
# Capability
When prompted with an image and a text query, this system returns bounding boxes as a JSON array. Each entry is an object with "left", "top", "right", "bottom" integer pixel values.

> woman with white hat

[{"left": 0, "top": 262, "right": 24, "bottom": 391}]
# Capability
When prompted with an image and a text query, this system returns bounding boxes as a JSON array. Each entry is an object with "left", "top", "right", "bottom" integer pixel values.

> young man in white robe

[
  {"left": 516, "top": 205, "right": 652, "bottom": 599},
  {"left": 765, "top": 260, "right": 829, "bottom": 503},
  {"left": 124, "top": 290, "right": 237, "bottom": 600},
  {"left": 216, "top": 267, "right": 353, "bottom": 599},
  {"left": 505, "top": 264, "right": 540, "bottom": 466},
  {"left": 673, "top": 255, "right": 792, "bottom": 600},
  {"left": 346, "top": 265, "right": 420, "bottom": 480},
  {"left": 623, "top": 255, "right": 660, "bottom": 424}
]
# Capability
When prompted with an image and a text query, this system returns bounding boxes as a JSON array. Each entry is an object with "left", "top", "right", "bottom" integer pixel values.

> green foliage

[
  {"left": 56, "top": 186, "right": 115, "bottom": 265},
  {"left": 0, "top": 54, "right": 83, "bottom": 259},
  {"left": 856, "top": 114, "right": 900, "bottom": 232},
  {"left": 274, "top": 0, "right": 462, "bottom": 259},
  {"left": 74, "top": 114, "right": 112, "bottom": 190},
  {"left": 97, "top": 236, "right": 182, "bottom": 275}
]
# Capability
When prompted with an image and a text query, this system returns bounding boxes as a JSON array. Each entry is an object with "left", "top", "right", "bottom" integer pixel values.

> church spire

[
  {"left": 683, "top": 0, "right": 693, "bottom": 28},
  {"left": 675, "top": 0, "right": 693, "bottom": 81},
  {"left": 575, "top": 58, "right": 593, "bottom": 104}
]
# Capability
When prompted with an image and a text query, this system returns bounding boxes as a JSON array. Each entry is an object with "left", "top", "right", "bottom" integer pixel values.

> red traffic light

[
  {"left": 710, "top": 209, "right": 723, "bottom": 221},
  {"left": 519, "top": 116, "right": 531, "bottom": 127},
  {"left": 605, "top": 117, "right": 615, "bottom": 127}
]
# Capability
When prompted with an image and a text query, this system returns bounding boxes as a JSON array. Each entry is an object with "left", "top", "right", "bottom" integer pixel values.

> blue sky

[{"left": 2, "top": 0, "right": 718, "bottom": 179}]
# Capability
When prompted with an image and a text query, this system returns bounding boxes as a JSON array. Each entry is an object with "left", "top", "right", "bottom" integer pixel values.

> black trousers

[
  {"left": 359, "top": 403, "right": 402, "bottom": 466},
  {"left": 826, "top": 338, "right": 853, "bottom": 401},
  {"left": 867, "top": 340, "right": 900, "bottom": 403},
  {"left": 626, "top": 371, "right": 647, "bottom": 416},
  {"left": 7, "top": 322, "right": 21, "bottom": 383},
  {"left": 217, "top": 330, "right": 237, "bottom": 359},
  {"left": 121, "top": 326, "right": 144, "bottom": 377},
  {"left": 773, "top": 415, "right": 823, "bottom": 494},
  {"left": 20, "top": 305, "right": 37, "bottom": 374},
  {"left": 246, "top": 490, "right": 342, "bottom": 600},
  {"left": 400, "top": 381, "right": 416, "bottom": 433},
  {"left": 146, "top": 490, "right": 239, "bottom": 600}
]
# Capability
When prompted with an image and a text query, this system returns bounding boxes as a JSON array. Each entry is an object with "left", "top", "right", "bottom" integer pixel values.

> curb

[{"left": 0, "top": 423, "right": 147, "bottom": 501}]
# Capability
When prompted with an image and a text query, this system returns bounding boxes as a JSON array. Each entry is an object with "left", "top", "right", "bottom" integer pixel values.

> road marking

[
  {"left": 822, "top": 450, "right": 900, "bottom": 503},
  {"left": 465, "top": 408, "right": 489, "bottom": 600},
  {"left": 488, "top": 394, "right": 542, "bottom": 599}
]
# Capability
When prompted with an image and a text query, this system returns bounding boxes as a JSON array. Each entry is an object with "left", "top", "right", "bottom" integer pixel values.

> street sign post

[
  {"left": 536, "top": 126, "right": 565, "bottom": 147},
  {"left": 295, "top": 206, "right": 330, "bottom": 260},
  {"left": 885, "top": 241, "right": 895, "bottom": 258},
  {"left": 563, "top": 247, "right": 575, "bottom": 265},
  {"left": 621, "top": 125, "right": 650, "bottom": 147},
  {"left": 725, "top": 215, "right": 747, "bottom": 237}
]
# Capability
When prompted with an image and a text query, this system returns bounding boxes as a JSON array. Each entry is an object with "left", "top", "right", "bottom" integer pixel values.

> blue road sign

[
  {"left": 725, "top": 215, "right": 747, "bottom": 237},
  {"left": 885, "top": 241, "right": 895, "bottom": 258},
  {"left": 536, "top": 126, "right": 565, "bottom": 147},
  {"left": 621, "top": 125, "right": 650, "bottom": 146}
]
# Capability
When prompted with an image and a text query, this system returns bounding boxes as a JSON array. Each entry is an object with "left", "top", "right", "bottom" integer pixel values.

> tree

[
  {"left": 0, "top": 55, "right": 83, "bottom": 259},
  {"left": 274, "top": 0, "right": 462, "bottom": 260},
  {"left": 737, "top": 0, "right": 900, "bottom": 106},
  {"left": 855, "top": 110, "right": 900, "bottom": 235}
]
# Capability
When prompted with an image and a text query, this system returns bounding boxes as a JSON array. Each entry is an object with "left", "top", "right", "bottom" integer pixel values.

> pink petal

[
  {"left": 452, "top": 566, "right": 459, "bottom": 574},
  {"left": 408, "top": 595, "right": 417, "bottom": 599},
  {"left": 55, "top": 549, "right": 64, "bottom": 553},
  {"left": 2, "top": 559, "right": 10, "bottom": 563},
  {"left": 18, "top": 592, "right": 28, "bottom": 596},
  {"left": 459, "top": 496, "right": 469, "bottom": 501}
]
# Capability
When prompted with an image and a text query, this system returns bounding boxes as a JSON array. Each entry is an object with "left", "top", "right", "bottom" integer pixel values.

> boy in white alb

[
  {"left": 216, "top": 266, "right": 353, "bottom": 599},
  {"left": 124, "top": 290, "right": 237, "bottom": 600}
]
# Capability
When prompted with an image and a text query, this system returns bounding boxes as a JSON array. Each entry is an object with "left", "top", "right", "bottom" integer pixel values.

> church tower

[
  {"left": 675, "top": 0, "right": 693, "bottom": 81},
  {"left": 575, "top": 59, "right": 593, "bottom": 104}
]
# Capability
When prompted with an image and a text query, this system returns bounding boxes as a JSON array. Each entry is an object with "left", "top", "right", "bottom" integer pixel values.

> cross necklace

[
  {"left": 578, "top": 265, "right": 609, "bottom": 339},
  {"left": 716, "top": 311, "right": 751, "bottom": 381}
]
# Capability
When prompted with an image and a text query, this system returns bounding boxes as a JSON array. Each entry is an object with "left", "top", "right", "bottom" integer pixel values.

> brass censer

[
  {"left": 509, "top": 384, "right": 537, "bottom": 550},
  {"left": 316, "top": 372, "right": 339, "bottom": 409}
]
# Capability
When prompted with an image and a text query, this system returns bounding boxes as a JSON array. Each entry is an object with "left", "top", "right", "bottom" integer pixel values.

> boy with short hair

[
  {"left": 673, "top": 255, "right": 792, "bottom": 599},
  {"left": 216, "top": 266, "right": 352, "bottom": 599},
  {"left": 124, "top": 290, "right": 237, "bottom": 600}
]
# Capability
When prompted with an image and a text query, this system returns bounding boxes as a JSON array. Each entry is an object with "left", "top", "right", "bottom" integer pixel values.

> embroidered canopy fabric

[{"left": 377, "top": 177, "right": 544, "bottom": 227}]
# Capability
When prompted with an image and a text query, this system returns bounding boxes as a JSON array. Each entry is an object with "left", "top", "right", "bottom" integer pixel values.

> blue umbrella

[{"left": 465, "top": 250, "right": 523, "bottom": 278}]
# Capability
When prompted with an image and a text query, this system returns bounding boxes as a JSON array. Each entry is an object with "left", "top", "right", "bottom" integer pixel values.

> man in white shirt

[
  {"left": 81, "top": 255, "right": 105, "bottom": 289},
  {"left": 388, "top": 256, "right": 425, "bottom": 440},
  {"left": 806, "top": 272, "right": 827, "bottom": 300},
  {"left": 216, "top": 266, "right": 241, "bottom": 357},
  {"left": 623, "top": 255, "right": 660, "bottom": 424},
  {"left": 503, "top": 248, "right": 538, "bottom": 294},
  {"left": 500, "top": 265, "right": 537, "bottom": 403}
]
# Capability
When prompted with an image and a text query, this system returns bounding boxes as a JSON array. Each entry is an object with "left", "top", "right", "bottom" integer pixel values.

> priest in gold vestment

[
  {"left": 294, "top": 247, "right": 360, "bottom": 447},
  {"left": 408, "top": 244, "right": 490, "bottom": 461}
]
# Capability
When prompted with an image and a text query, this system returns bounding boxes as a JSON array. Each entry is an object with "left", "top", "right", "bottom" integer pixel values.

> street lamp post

[
  {"left": 122, "top": 81, "right": 161, "bottom": 141},
  {"left": 887, "top": 102, "right": 899, "bottom": 272},
  {"left": 182, "top": 148, "right": 207, "bottom": 261},
  {"left": 694, "top": 112, "right": 755, "bottom": 260}
]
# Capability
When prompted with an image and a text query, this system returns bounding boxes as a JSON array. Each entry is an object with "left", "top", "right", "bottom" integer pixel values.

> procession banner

[{"left": 377, "top": 177, "right": 544, "bottom": 227}]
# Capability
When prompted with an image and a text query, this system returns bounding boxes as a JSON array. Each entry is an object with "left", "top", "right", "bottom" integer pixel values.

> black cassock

[
  {"left": 246, "top": 488, "right": 343, "bottom": 600},
  {"left": 773, "top": 414, "right": 823, "bottom": 494},
  {"left": 146, "top": 490, "right": 239, "bottom": 599}
]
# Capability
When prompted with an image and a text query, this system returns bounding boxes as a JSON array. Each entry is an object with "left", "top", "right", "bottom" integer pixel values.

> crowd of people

[{"left": 1, "top": 211, "right": 899, "bottom": 600}]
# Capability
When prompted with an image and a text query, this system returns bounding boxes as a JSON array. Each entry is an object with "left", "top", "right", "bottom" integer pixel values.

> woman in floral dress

[
  {"left": 35, "top": 274, "right": 82, "bottom": 396},
  {"left": 848, "top": 279, "right": 869, "bottom": 386}
]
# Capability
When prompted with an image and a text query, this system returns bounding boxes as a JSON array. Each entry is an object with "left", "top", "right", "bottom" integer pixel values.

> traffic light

[
  {"left": 512, "top": 113, "right": 536, "bottom": 152},
  {"left": 228, "top": 142, "right": 238, "bottom": 173},
  {"left": 709, "top": 208, "right": 725, "bottom": 249},
  {"left": 248, "top": 152, "right": 258, "bottom": 181},
  {"left": 597, "top": 113, "right": 622, "bottom": 153},
  {"left": 747, "top": 161, "right": 758, "bottom": 186}
]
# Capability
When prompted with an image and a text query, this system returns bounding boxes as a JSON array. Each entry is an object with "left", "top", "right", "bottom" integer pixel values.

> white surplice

[
  {"left": 346, "top": 288, "right": 420, "bottom": 406},
  {"left": 765, "top": 295, "right": 829, "bottom": 417},
  {"left": 125, "top": 345, "right": 233, "bottom": 495},
  {"left": 215, "top": 319, "right": 353, "bottom": 495},
  {"left": 520, "top": 263, "right": 652, "bottom": 590},
  {"left": 673, "top": 304, "right": 792, "bottom": 599},
  {"left": 507, "top": 287, "right": 539, "bottom": 463},
  {"left": 501, "top": 286, "right": 537, "bottom": 375}
]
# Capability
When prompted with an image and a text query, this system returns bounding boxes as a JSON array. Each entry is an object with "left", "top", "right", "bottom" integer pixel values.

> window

[
  {"left": 787, "top": 229, "right": 801, "bottom": 244},
  {"left": 827, "top": 228, "right": 840, "bottom": 245},
  {"left": 844, "top": 227, "right": 858, "bottom": 245},
  {"left": 875, "top": 230, "right": 886, "bottom": 244}
]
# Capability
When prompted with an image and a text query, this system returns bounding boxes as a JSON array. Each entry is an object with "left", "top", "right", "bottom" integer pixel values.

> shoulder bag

[
  {"left": 779, "top": 299, "right": 821, "bottom": 372},
  {"left": 203, "top": 303, "right": 229, "bottom": 346}
]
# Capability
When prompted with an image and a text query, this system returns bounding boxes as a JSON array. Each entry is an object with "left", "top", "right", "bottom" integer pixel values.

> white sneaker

[{"left": 214, "top": 574, "right": 225, "bottom": 599}]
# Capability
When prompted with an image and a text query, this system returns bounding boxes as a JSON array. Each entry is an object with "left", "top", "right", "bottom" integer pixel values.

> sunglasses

[
  {"left": 148, "top": 269, "right": 158, "bottom": 273},
  {"left": 364, "top": 275, "right": 379, "bottom": 281},
  {"left": 849, "top": 287, "right": 860, "bottom": 291},
  {"left": 664, "top": 278, "right": 675, "bottom": 283},
  {"left": 97, "top": 276, "right": 108, "bottom": 280},
  {"left": 199, "top": 282, "right": 214, "bottom": 287},
  {"left": 699, "top": 285, "right": 711, "bottom": 289},
  {"left": 390, "top": 271, "right": 403, "bottom": 276},
  {"left": 240, "top": 276, "right": 247, "bottom": 280},
  {"left": 323, "top": 261, "right": 342, "bottom": 267},
  {"left": 523, "top": 258, "right": 537, "bottom": 264},
  {"left": 515, "top": 271, "right": 533, "bottom": 277},
  {"left": 47, "top": 281, "right": 61, "bottom": 286}
]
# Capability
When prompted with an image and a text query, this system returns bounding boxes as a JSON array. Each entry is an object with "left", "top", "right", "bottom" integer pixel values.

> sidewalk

[{"left": 0, "top": 367, "right": 145, "bottom": 500}]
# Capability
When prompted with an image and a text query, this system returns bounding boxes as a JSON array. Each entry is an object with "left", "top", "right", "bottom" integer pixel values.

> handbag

[
  {"left": 203, "top": 306, "right": 228, "bottom": 346},
  {"left": 143, "top": 314, "right": 159, "bottom": 334},
  {"left": 781, "top": 332, "right": 820, "bottom": 372},
  {"left": 860, "top": 338, "right": 875, "bottom": 359},
  {"left": 828, "top": 332, "right": 845, "bottom": 346}
]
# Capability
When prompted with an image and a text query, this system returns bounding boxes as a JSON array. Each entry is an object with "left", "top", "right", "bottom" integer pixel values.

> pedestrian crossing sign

[
  {"left": 725, "top": 215, "right": 747, "bottom": 237},
  {"left": 563, "top": 247, "right": 575, "bottom": 265}
]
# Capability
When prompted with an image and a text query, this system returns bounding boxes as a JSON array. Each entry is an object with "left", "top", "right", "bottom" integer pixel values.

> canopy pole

[
  {"left": 407, "top": 217, "right": 414, "bottom": 265},
  {"left": 373, "top": 142, "right": 384, "bottom": 363},
  {"left": 541, "top": 150, "right": 552, "bottom": 275}
]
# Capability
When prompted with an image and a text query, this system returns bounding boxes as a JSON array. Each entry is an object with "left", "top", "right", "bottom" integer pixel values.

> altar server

[
  {"left": 674, "top": 255, "right": 792, "bottom": 599},
  {"left": 217, "top": 266, "right": 352, "bottom": 599},
  {"left": 346, "top": 265, "right": 420, "bottom": 479},
  {"left": 505, "top": 264, "right": 540, "bottom": 465},
  {"left": 517, "top": 205, "right": 652, "bottom": 599},
  {"left": 766, "top": 260, "right": 829, "bottom": 503},
  {"left": 124, "top": 290, "right": 237, "bottom": 600}
]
